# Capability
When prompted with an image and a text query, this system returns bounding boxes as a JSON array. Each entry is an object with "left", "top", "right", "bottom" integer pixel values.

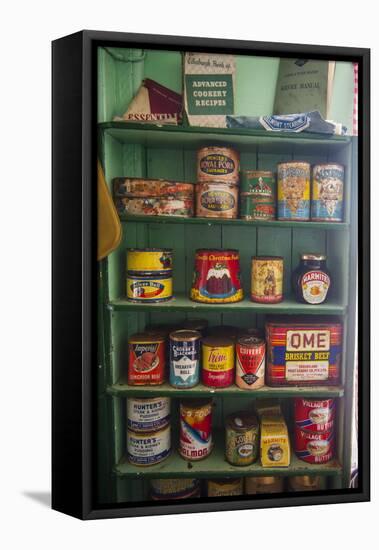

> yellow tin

[
  {"left": 127, "top": 248, "right": 173, "bottom": 273},
  {"left": 126, "top": 272, "right": 173, "bottom": 303}
]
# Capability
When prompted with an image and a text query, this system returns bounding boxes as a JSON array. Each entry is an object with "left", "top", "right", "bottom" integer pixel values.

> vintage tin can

[
  {"left": 294, "top": 398, "right": 335, "bottom": 432},
  {"left": 115, "top": 196, "right": 194, "bottom": 218},
  {"left": 128, "top": 333, "right": 166, "bottom": 385},
  {"left": 311, "top": 163, "right": 344, "bottom": 222},
  {"left": 202, "top": 336, "right": 235, "bottom": 388},
  {"left": 150, "top": 479, "right": 200, "bottom": 500},
  {"left": 245, "top": 476, "right": 284, "bottom": 495},
  {"left": 225, "top": 412, "right": 259, "bottom": 466},
  {"left": 265, "top": 322, "right": 343, "bottom": 387},
  {"left": 236, "top": 335, "right": 266, "bottom": 389},
  {"left": 197, "top": 146, "right": 240, "bottom": 184},
  {"left": 191, "top": 249, "right": 243, "bottom": 304},
  {"left": 179, "top": 399, "right": 213, "bottom": 461},
  {"left": 126, "top": 272, "right": 173, "bottom": 303},
  {"left": 127, "top": 425, "right": 171, "bottom": 466},
  {"left": 277, "top": 161, "right": 310, "bottom": 220},
  {"left": 113, "top": 177, "right": 194, "bottom": 198},
  {"left": 127, "top": 248, "right": 173, "bottom": 273},
  {"left": 196, "top": 182, "right": 239, "bottom": 219},
  {"left": 294, "top": 426, "right": 335, "bottom": 464},
  {"left": 126, "top": 397, "right": 171, "bottom": 432},
  {"left": 240, "top": 170, "right": 276, "bottom": 221},
  {"left": 251, "top": 256, "right": 283, "bottom": 303},
  {"left": 288, "top": 476, "right": 324, "bottom": 492},
  {"left": 207, "top": 478, "right": 243, "bottom": 497},
  {"left": 169, "top": 330, "right": 201, "bottom": 388}
]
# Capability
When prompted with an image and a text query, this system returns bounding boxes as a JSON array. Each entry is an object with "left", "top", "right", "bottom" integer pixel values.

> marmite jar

[{"left": 292, "top": 254, "right": 331, "bottom": 305}]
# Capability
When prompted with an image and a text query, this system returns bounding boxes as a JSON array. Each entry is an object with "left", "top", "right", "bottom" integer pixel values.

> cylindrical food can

[
  {"left": 128, "top": 333, "right": 166, "bottom": 385},
  {"left": 294, "top": 426, "right": 335, "bottom": 464},
  {"left": 127, "top": 248, "right": 173, "bottom": 273},
  {"left": 240, "top": 170, "right": 276, "bottom": 221},
  {"left": 251, "top": 256, "right": 283, "bottom": 303},
  {"left": 127, "top": 425, "right": 171, "bottom": 466},
  {"left": 191, "top": 249, "right": 243, "bottom": 304},
  {"left": 311, "top": 163, "right": 344, "bottom": 222},
  {"left": 169, "top": 330, "right": 201, "bottom": 388},
  {"left": 126, "top": 271, "right": 173, "bottom": 303},
  {"left": 202, "top": 336, "right": 235, "bottom": 388},
  {"left": 277, "top": 161, "right": 310, "bottom": 220},
  {"left": 126, "top": 397, "right": 170, "bottom": 432},
  {"left": 294, "top": 398, "right": 335, "bottom": 432},
  {"left": 225, "top": 412, "right": 259, "bottom": 466},
  {"left": 197, "top": 146, "right": 240, "bottom": 184},
  {"left": 288, "top": 476, "right": 324, "bottom": 492},
  {"left": 181, "top": 318, "right": 209, "bottom": 334},
  {"left": 179, "top": 399, "right": 213, "bottom": 461},
  {"left": 207, "top": 478, "right": 243, "bottom": 497},
  {"left": 150, "top": 479, "right": 200, "bottom": 500},
  {"left": 235, "top": 335, "right": 266, "bottom": 389},
  {"left": 196, "top": 182, "right": 239, "bottom": 219},
  {"left": 245, "top": 476, "right": 284, "bottom": 495}
]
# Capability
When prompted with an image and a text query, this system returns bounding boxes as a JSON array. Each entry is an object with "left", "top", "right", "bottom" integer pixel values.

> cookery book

[{"left": 273, "top": 59, "right": 335, "bottom": 119}]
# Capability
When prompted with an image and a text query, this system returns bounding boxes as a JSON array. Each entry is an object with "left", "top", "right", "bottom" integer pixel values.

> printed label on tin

[
  {"left": 199, "top": 153, "right": 236, "bottom": 177},
  {"left": 278, "top": 163, "right": 310, "bottom": 220},
  {"left": 131, "top": 343, "right": 160, "bottom": 373},
  {"left": 286, "top": 361, "right": 329, "bottom": 381},
  {"left": 180, "top": 419, "right": 212, "bottom": 460},
  {"left": 127, "top": 429, "right": 171, "bottom": 465},
  {"left": 200, "top": 190, "right": 235, "bottom": 212},
  {"left": 127, "top": 398, "right": 170, "bottom": 432},
  {"left": 236, "top": 342, "right": 265, "bottom": 386},
  {"left": 170, "top": 341, "right": 200, "bottom": 386},
  {"left": 130, "top": 280, "right": 165, "bottom": 299},
  {"left": 301, "top": 271, "right": 330, "bottom": 304},
  {"left": 312, "top": 164, "right": 344, "bottom": 221}
]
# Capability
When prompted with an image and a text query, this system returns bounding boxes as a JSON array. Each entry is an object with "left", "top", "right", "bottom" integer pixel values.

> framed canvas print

[{"left": 52, "top": 30, "right": 370, "bottom": 520}]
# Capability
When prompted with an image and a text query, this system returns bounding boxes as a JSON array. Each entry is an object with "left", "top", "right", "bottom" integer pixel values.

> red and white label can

[
  {"left": 179, "top": 400, "right": 213, "bottom": 461},
  {"left": 236, "top": 335, "right": 265, "bottom": 389},
  {"left": 294, "top": 398, "right": 335, "bottom": 432},
  {"left": 294, "top": 426, "right": 335, "bottom": 464}
]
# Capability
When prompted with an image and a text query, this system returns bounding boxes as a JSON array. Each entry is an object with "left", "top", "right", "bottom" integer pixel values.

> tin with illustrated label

[
  {"left": 240, "top": 170, "right": 276, "bottom": 221},
  {"left": 225, "top": 412, "right": 259, "bottom": 466},
  {"left": 277, "top": 161, "right": 310, "bottom": 220},
  {"left": 128, "top": 333, "right": 166, "bottom": 385},
  {"left": 191, "top": 249, "right": 243, "bottom": 304},
  {"left": 311, "top": 163, "right": 344, "bottom": 222},
  {"left": 236, "top": 335, "right": 266, "bottom": 389},
  {"left": 202, "top": 336, "right": 235, "bottom": 388},
  {"left": 251, "top": 256, "right": 283, "bottom": 304},
  {"left": 127, "top": 397, "right": 171, "bottom": 432},
  {"left": 294, "top": 426, "right": 335, "bottom": 464},
  {"left": 179, "top": 400, "right": 213, "bottom": 461},
  {"left": 126, "top": 272, "right": 173, "bottom": 303},
  {"left": 196, "top": 182, "right": 238, "bottom": 219},
  {"left": 294, "top": 398, "right": 335, "bottom": 432},
  {"left": 197, "top": 146, "right": 240, "bottom": 184},
  {"left": 169, "top": 330, "right": 201, "bottom": 388},
  {"left": 127, "top": 248, "right": 173, "bottom": 273},
  {"left": 127, "top": 425, "right": 171, "bottom": 466}
]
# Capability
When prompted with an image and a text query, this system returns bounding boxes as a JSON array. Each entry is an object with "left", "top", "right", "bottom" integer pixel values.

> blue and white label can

[
  {"left": 127, "top": 425, "right": 171, "bottom": 466},
  {"left": 277, "top": 161, "right": 310, "bottom": 221},
  {"left": 169, "top": 330, "right": 201, "bottom": 388},
  {"left": 311, "top": 163, "right": 344, "bottom": 222},
  {"left": 127, "top": 397, "right": 170, "bottom": 432}
]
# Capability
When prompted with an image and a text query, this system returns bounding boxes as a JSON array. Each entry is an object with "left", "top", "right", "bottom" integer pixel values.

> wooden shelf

[
  {"left": 108, "top": 293, "right": 346, "bottom": 315},
  {"left": 107, "top": 381, "right": 344, "bottom": 399},
  {"left": 115, "top": 436, "right": 342, "bottom": 479}
]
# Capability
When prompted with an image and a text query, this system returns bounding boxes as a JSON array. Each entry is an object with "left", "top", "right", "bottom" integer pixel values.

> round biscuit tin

[
  {"left": 311, "top": 163, "right": 344, "bottom": 222},
  {"left": 179, "top": 399, "right": 213, "bottom": 461},
  {"left": 127, "top": 397, "right": 171, "bottom": 432},
  {"left": 197, "top": 146, "right": 239, "bottom": 184},
  {"left": 169, "top": 330, "right": 201, "bottom": 388},
  {"left": 277, "top": 161, "right": 310, "bottom": 220},
  {"left": 127, "top": 425, "right": 171, "bottom": 466},
  {"left": 127, "top": 248, "right": 173, "bottom": 273}
]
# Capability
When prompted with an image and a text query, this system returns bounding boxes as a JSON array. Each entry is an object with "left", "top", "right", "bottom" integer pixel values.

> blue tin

[
  {"left": 277, "top": 161, "right": 310, "bottom": 221},
  {"left": 311, "top": 163, "right": 344, "bottom": 222},
  {"left": 169, "top": 330, "right": 201, "bottom": 388}
]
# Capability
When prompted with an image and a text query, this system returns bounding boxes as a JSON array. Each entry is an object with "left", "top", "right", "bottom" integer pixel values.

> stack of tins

[
  {"left": 294, "top": 398, "right": 336, "bottom": 464},
  {"left": 126, "top": 397, "right": 171, "bottom": 466},
  {"left": 240, "top": 171, "right": 276, "bottom": 221},
  {"left": 196, "top": 147, "right": 240, "bottom": 219},
  {"left": 113, "top": 177, "right": 194, "bottom": 218},
  {"left": 126, "top": 248, "right": 173, "bottom": 303}
]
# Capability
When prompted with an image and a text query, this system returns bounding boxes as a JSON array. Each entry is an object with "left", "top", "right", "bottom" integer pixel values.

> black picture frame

[{"left": 52, "top": 30, "right": 370, "bottom": 520}]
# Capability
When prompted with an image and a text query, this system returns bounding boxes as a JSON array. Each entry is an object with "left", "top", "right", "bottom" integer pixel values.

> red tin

[
  {"left": 294, "top": 398, "right": 335, "bottom": 432},
  {"left": 294, "top": 426, "right": 335, "bottom": 464},
  {"left": 190, "top": 249, "right": 243, "bottom": 304},
  {"left": 128, "top": 333, "right": 166, "bottom": 385}
]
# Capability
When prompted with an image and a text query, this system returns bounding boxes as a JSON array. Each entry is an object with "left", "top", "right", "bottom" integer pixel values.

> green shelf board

[
  {"left": 107, "top": 381, "right": 344, "bottom": 398},
  {"left": 99, "top": 122, "right": 351, "bottom": 152},
  {"left": 114, "top": 439, "right": 342, "bottom": 479},
  {"left": 108, "top": 294, "right": 346, "bottom": 315},
  {"left": 119, "top": 215, "right": 349, "bottom": 231}
]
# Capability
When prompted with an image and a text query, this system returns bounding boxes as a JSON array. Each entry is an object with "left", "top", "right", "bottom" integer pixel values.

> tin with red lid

[
  {"left": 191, "top": 249, "right": 243, "bottom": 304},
  {"left": 294, "top": 426, "right": 335, "bottom": 464},
  {"left": 294, "top": 398, "right": 335, "bottom": 432}
]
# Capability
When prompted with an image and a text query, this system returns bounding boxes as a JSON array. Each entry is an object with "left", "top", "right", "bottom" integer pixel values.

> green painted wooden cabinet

[{"left": 97, "top": 46, "right": 358, "bottom": 505}]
